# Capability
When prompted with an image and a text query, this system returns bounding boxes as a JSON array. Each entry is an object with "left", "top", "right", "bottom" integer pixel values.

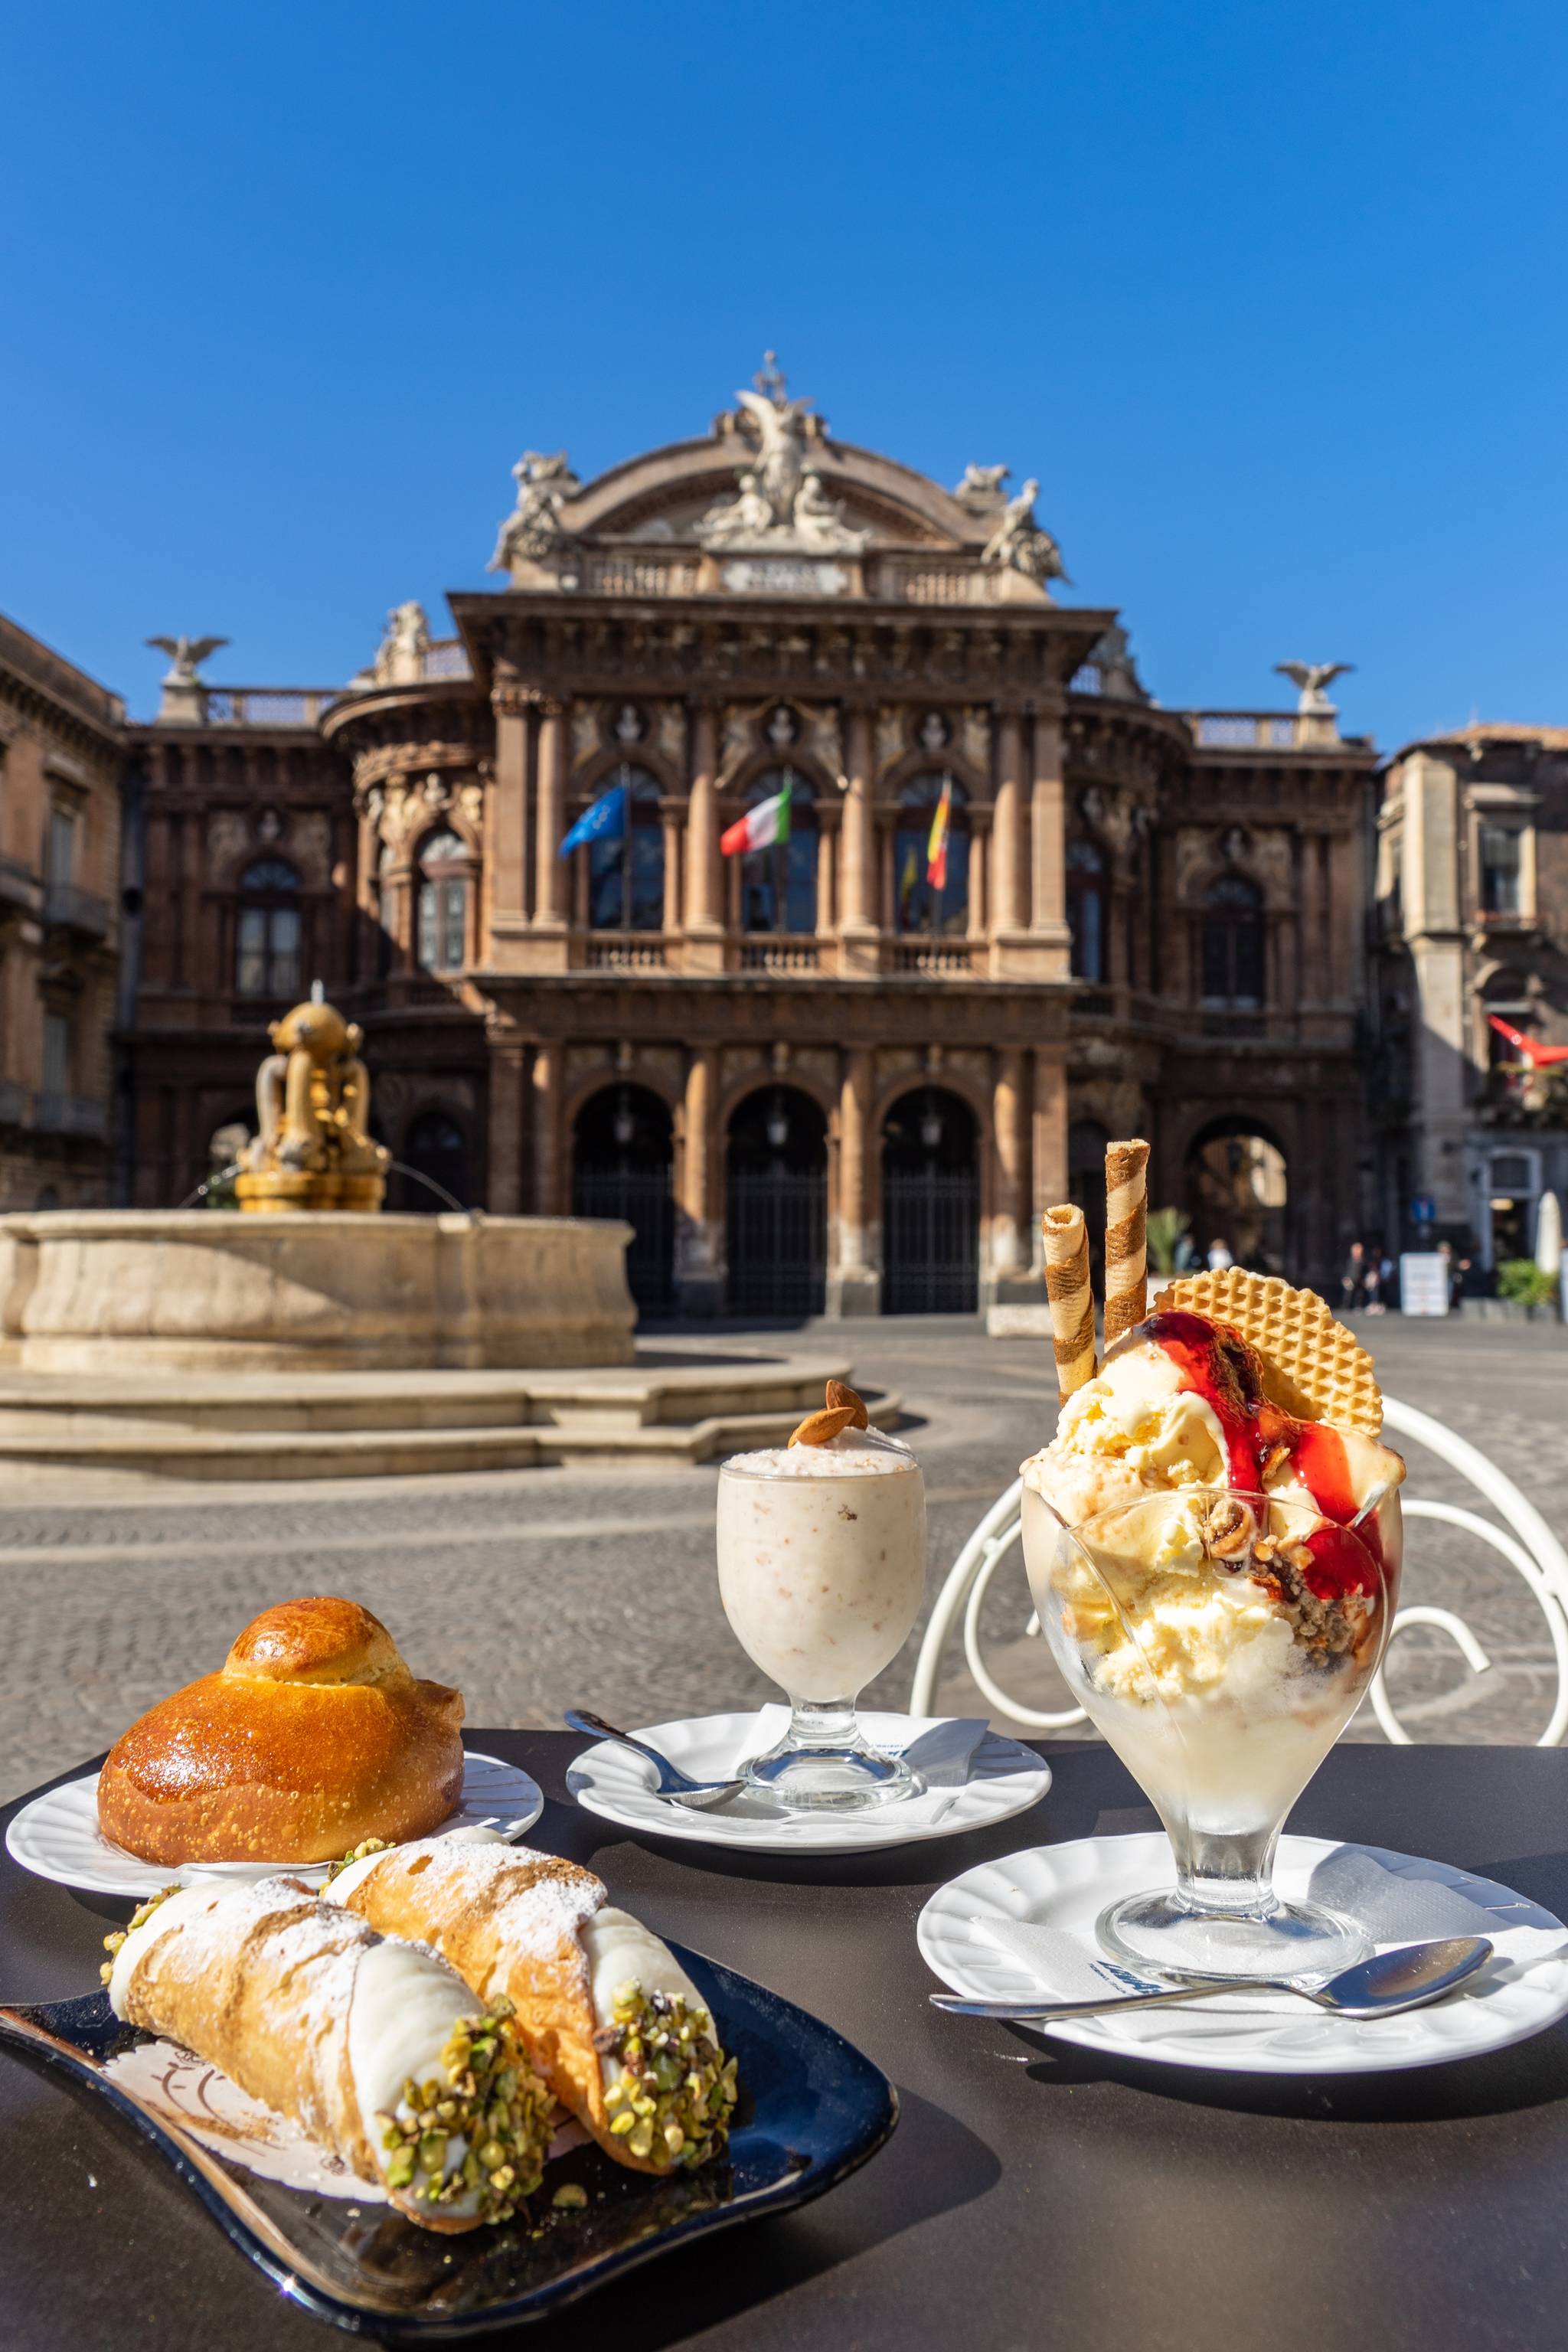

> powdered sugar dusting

[{"left": 361, "top": 1838, "right": 606, "bottom": 1964}]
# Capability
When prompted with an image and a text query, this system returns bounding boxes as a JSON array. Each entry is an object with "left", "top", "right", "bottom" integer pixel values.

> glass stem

[
  {"left": 1171, "top": 1824, "right": 1282, "bottom": 1917},
  {"left": 785, "top": 1697, "right": 859, "bottom": 1752}
]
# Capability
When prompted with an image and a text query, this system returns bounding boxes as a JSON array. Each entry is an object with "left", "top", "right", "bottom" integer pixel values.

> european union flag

[{"left": 560, "top": 781, "right": 627, "bottom": 857}]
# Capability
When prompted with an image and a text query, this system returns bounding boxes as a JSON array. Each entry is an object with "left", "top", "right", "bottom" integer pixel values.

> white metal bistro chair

[{"left": 908, "top": 1395, "right": 1568, "bottom": 1747}]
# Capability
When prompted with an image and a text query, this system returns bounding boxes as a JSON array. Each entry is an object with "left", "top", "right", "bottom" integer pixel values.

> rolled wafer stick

[
  {"left": 1042, "top": 1203, "right": 1096, "bottom": 1401},
  {"left": 1102, "top": 1137, "right": 1150, "bottom": 1353}
]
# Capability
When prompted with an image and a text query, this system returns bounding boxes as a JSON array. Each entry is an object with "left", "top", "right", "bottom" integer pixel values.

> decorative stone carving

[
  {"left": 962, "top": 707, "right": 991, "bottom": 773},
  {"left": 1090, "top": 624, "right": 1148, "bottom": 703},
  {"left": 981, "top": 479, "right": 1067, "bottom": 591},
  {"left": 292, "top": 811, "right": 332, "bottom": 889},
  {"left": 918, "top": 711, "right": 951, "bottom": 753},
  {"left": 457, "top": 780, "right": 485, "bottom": 835},
  {"left": 206, "top": 809, "right": 250, "bottom": 884},
  {"left": 488, "top": 451, "right": 580, "bottom": 574},
  {"left": 802, "top": 707, "right": 842, "bottom": 778},
  {"left": 720, "top": 707, "right": 754, "bottom": 774},
  {"left": 654, "top": 704, "right": 685, "bottom": 766},
  {"left": 953, "top": 465, "right": 1010, "bottom": 511},
  {"left": 147, "top": 633, "right": 227, "bottom": 685},
  {"left": 613, "top": 701, "right": 646, "bottom": 745},
  {"left": 876, "top": 707, "right": 906, "bottom": 770},
  {"left": 361, "top": 602, "right": 430, "bottom": 688},
  {"left": 696, "top": 360, "right": 870, "bottom": 556},
  {"left": 570, "top": 704, "right": 601, "bottom": 763}
]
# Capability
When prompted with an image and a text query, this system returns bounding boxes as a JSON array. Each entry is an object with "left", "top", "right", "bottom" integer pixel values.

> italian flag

[{"left": 720, "top": 779, "right": 792, "bottom": 857}]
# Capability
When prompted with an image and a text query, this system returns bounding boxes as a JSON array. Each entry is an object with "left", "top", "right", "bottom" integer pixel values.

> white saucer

[
  {"left": 919, "top": 1831, "right": 1568, "bottom": 2074},
  {"left": 4, "top": 1750, "right": 544, "bottom": 1899},
  {"left": 567, "top": 1710, "right": 1051, "bottom": 1855}
]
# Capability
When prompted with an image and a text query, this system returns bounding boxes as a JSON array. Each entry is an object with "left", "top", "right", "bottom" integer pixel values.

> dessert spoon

[
  {"left": 929, "top": 1935, "right": 1494, "bottom": 2021},
  {"left": 564, "top": 1710, "right": 746, "bottom": 1809}
]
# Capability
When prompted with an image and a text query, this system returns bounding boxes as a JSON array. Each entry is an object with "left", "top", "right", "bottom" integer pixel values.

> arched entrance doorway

[
  {"left": 396, "top": 1111, "right": 470, "bottom": 1211},
  {"left": 1186, "top": 1120, "right": 1288, "bottom": 1272},
  {"left": 572, "top": 1085, "right": 675, "bottom": 1316},
  {"left": 725, "top": 1086, "right": 826, "bottom": 1319},
  {"left": 881, "top": 1086, "right": 979, "bottom": 1314}
]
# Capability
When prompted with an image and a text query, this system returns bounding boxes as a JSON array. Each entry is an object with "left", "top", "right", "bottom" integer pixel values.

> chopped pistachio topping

[
  {"left": 100, "top": 1885, "right": 181, "bottom": 1985},
  {"left": 375, "top": 1995, "right": 550, "bottom": 2225},
  {"left": 321, "top": 1835, "right": 392, "bottom": 1888},
  {"left": 600, "top": 1983, "right": 738, "bottom": 2171},
  {"left": 550, "top": 2182, "right": 589, "bottom": 2210}
]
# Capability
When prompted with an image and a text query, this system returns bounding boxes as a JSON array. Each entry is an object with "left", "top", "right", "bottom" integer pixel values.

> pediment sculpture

[
  {"left": 488, "top": 449, "right": 581, "bottom": 573},
  {"left": 697, "top": 364, "right": 871, "bottom": 556}
]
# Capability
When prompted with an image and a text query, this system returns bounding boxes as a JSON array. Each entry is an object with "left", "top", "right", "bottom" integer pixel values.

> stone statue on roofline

[
  {"left": 981, "top": 478, "right": 1068, "bottom": 595},
  {"left": 953, "top": 463, "right": 1010, "bottom": 511},
  {"left": 695, "top": 354, "right": 871, "bottom": 555},
  {"left": 488, "top": 449, "right": 581, "bottom": 575}
]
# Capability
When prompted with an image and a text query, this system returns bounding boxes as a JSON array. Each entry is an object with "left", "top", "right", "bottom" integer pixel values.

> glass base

[
  {"left": 743, "top": 1723, "right": 921, "bottom": 1814},
  {"left": 1098, "top": 1886, "right": 1372, "bottom": 1981}
]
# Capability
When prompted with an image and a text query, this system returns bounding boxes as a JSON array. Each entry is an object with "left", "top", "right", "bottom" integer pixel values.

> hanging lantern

[
  {"left": 766, "top": 1094, "right": 790, "bottom": 1152},
  {"left": 921, "top": 1101, "right": 943, "bottom": 1152},
  {"left": 612, "top": 1088, "right": 636, "bottom": 1149}
]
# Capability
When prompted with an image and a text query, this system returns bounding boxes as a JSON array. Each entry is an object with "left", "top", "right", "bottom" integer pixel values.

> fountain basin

[{"left": 0, "top": 1211, "right": 635, "bottom": 1373}]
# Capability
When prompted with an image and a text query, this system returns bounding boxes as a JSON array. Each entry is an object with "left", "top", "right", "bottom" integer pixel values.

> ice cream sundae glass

[
  {"left": 1023, "top": 1160, "right": 1404, "bottom": 1979},
  {"left": 717, "top": 1380, "right": 926, "bottom": 1811}
]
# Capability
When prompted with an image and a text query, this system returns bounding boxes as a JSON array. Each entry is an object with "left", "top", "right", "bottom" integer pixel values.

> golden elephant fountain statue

[{"left": 235, "top": 990, "right": 391, "bottom": 1214}]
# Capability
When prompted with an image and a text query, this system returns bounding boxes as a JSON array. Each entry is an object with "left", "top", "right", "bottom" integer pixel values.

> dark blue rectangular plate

[{"left": 0, "top": 1942, "right": 896, "bottom": 2339}]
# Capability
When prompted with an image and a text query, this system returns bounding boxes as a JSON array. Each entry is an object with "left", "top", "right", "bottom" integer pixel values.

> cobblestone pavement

[{"left": 2, "top": 1315, "right": 1565, "bottom": 1801}]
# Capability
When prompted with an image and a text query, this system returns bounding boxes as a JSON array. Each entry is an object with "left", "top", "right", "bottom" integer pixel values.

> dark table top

[{"left": 5, "top": 1734, "right": 1568, "bottom": 2351}]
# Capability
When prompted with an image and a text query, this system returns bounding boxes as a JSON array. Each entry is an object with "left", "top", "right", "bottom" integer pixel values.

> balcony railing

[
  {"left": 585, "top": 935, "right": 669, "bottom": 972},
  {"left": 1191, "top": 713, "right": 1302, "bottom": 750},
  {"left": 739, "top": 939, "right": 819, "bottom": 974},
  {"left": 42, "top": 882, "right": 111, "bottom": 939},
  {"left": 0, "top": 1082, "right": 28, "bottom": 1127},
  {"left": 580, "top": 555, "right": 702, "bottom": 599},
  {"left": 0, "top": 856, "right": 41, "bottom": 916},
  {"left": 204, "top": 687, "right": 342, "bottom": 727},
  {"left": 893, "top": 939, "right": 975, "bottom": 975},
  {"left": 33, "top": 1093, "right": 109, "bottom": 1139}
]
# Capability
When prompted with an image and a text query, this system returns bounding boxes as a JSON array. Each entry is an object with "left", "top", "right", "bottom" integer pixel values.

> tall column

[
  {"left": 533, "top": 701, "right": 568, "bottom": 929},
  {"left": 486, "top": 1037, "right": 526, "bottom": 1213},
  {"left": 828, "top": 1047, "right": 879, "bottom": 1315},
  {"left": 1030, "top": 712, "right": 1067, "bottom": 938},
  {"left": 840, "top": 705, "right": 878, "bottom": 973},
  {"left": 675, "top": 1046, "right": 723, "bottom": 1315},
  {"left": 684, "top": 702, "right": 723, "bottom": 972},
  {"left": 488, "top": 681, "right": 531, "bottom": 964},
  {"left": 988, "top": 1047, "right": 1030, "bottom": 1289},
  {"left": 531, "top": 1043, "right": 563, "bottom": 1214},
  {"left": 1031, "top": 1050, "right": 1069, "bottom": 1268},
  {"left": 661, "top": 808, "right": 682, "bottom": 936},
  {"left": 991, "top": 710, "right": 1028, "bottom": 960}
]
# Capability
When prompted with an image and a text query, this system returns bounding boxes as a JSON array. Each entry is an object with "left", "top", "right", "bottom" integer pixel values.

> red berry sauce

[{"left": 1123, "top": 1311, "right": 1387, "bottom": 1599}]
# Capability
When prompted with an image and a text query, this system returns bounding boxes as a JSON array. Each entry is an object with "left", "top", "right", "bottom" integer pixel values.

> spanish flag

[{"left": 926, "top": 777, "right": 953, "bottom": 893}]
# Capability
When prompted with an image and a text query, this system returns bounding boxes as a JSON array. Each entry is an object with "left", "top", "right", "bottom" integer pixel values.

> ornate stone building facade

[
  {"left": 1373, "top": 724, "right": 1568, "bottom": 1266},
  {"left": 0, "top": 613, "right": 123, "bottom": 1208},
  {"left": 117, "top": 369, "right": 1380, "bottom": 1312}
]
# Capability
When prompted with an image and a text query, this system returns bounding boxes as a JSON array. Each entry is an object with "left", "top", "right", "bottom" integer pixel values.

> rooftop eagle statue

[
  {"left": 1275, "top": 660, "right": 1353, "bottom": 716},
  {"left": 146, "top": 634, "right": 228, "bottom": 684}
]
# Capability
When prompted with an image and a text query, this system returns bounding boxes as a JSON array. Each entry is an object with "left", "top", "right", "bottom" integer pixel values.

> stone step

[
  {"left": 0, "top": 1384, "right": 903, "bottom": 1481},
  {"left": 0, "top": 1350, "right": 859, "bottom": 1439}
]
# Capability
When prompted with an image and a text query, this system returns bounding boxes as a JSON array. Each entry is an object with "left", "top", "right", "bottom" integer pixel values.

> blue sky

[{"left": 4, "top": 1, "right": 1564, "bottom": 744}]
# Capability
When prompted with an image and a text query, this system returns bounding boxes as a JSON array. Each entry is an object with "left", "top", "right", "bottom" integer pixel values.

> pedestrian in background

[
  {"left": 1207, "top": 1238, "right": 1233, "bottom": 1272},
  {"left": 1341, "top": 1240, "right": 1366, "bottom": 1313}
]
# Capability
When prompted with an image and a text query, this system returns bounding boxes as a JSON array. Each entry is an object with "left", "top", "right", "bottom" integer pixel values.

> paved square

[{"left": 2, "top": 1315, "right": 1563, "bottom": 1802}]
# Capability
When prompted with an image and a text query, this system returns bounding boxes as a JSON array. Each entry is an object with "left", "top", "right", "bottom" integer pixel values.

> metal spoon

[
  {"left": 564, "top": 1710, "right": 746, "bottom": 1810},
  {"left": 929, "top": 1935, "right": 1494, "bottom": 2022}
]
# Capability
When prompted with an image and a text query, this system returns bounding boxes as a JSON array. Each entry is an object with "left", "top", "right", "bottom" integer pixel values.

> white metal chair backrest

[{"left": 907, "top": 1392, "right": 1568, "bottom": 1746}]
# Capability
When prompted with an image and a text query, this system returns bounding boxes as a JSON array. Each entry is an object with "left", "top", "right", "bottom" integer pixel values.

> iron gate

[
  {"left": 882, "top": 1166, "right": 979, "bottom": 1314},
  {"left": 573, "top": 1167, "right": 675, "bottom": 1316},
  {"left": 725, "top": 1167, "right": 826, "bottom": 1318}
]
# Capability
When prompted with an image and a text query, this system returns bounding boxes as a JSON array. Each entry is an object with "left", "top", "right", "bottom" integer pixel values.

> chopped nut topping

[{"left": 1197, "top": 1497, "right": 1256, "bottom": 1560}]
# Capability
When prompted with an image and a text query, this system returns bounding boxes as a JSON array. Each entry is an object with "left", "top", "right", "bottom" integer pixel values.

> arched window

[
  {"left": 1067, "top": 839, "right": 1108, "bottom": 981},
  {"left": 894, "top": 773, "right": 970, "bottom": 935},
  {"left": 1202, "top": 874, "right": 1265, "bottom": 1008},
  {"left": 397, "top": 1110, "right": 469, "bottom": 1211},
  {"left": 740, "top": 767, "right": 817, "bottom": 934},
  {"left": 236, "top": 858, "right": 301, "bottom": 998},
  {"left": 586, "top": 766, "right": 664, "bottom": 931},
  {"left": 416, "top": 829, "right": 471, "bottom": 973}
]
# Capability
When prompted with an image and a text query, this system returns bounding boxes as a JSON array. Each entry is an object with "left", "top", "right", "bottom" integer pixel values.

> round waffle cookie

[{"left": 1152, "top": 1268, "right": 1383, "bottom": 1437}]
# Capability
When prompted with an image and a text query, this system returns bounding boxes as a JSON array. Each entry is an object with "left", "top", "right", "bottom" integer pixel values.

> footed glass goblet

[{"left": 1021, "top": 1481, "right": 1401, "bottom": 1979}]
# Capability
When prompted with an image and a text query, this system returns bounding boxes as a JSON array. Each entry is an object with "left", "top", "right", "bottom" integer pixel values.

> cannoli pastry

[
  {"left": 325, "top": 1831, "right": 738, "bottom": 2174},
  {"left": 103, "top": 1875, "right": 552, "bottom": 2230}
]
